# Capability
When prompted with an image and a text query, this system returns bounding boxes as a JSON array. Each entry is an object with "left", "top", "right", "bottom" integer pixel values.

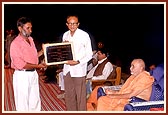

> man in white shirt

[
  {"left": 86, "top": 47, "right": 113, "bottom": 96},
  {"left": 62, "top": 15, "right": 93, "bottom": 111}
]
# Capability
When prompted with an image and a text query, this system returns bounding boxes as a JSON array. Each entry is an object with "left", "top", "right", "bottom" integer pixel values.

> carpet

[{"left": 3, "top": 68, "right": 66, "bottom": 111}]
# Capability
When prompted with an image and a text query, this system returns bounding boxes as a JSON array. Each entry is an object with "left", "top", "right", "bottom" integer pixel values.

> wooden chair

[{"left": 91, "top": 65, "right": 121, "bottom": 89}]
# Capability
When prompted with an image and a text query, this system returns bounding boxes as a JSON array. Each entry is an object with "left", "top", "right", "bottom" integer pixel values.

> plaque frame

[{"left": 43, "top": 42, "right": 75, "bottom": 65}]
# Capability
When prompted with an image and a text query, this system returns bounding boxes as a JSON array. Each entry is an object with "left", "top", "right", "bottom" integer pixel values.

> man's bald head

[{"left": 130, "top": 59, "right": 146, "bottom": 77}]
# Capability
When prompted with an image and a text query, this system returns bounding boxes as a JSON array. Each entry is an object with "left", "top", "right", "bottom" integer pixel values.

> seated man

[
  {"left": 96, "top": 58, "right": 154, "bottom": 111},
  {"left": 86, "top": 47, "right": 113, "bottom": 96},
  {"left": 123, "top": 63, "right": 164, "bottom": 111}
]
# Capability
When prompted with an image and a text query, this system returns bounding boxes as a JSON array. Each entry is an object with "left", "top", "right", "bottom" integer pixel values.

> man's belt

[
  {"left": 18, "top": 69, "right": 36, "bottom": 72},
  {"left": 25, "top": 69, "right": 35, "bottom": 71}
]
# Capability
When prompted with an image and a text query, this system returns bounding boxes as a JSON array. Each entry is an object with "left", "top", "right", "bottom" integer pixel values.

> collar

[{"left": 98, "top": 57, "right": 107, "bottom": 64}]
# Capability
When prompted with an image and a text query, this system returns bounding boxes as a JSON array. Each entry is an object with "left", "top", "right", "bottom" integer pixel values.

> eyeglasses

[{"left": 67, "top": 22, "right": 79, "bottom": 26}]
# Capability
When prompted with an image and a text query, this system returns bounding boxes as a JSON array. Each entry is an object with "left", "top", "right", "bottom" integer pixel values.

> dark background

[{"left": 4, "top": 3, "right": 164, "bottom": 73}]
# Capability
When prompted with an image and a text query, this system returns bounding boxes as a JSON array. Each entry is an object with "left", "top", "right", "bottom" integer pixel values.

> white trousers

[
  {"left": 13, "top": 70, "right": 41, "bottom": 111},
  {"left": 58, "top": 72, "right": 64, "bottom": 90}
]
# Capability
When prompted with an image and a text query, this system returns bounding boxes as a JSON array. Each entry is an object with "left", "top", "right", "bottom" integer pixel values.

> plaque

[{"left": 43, "top": 42, "right": 75, "bottom": 65}]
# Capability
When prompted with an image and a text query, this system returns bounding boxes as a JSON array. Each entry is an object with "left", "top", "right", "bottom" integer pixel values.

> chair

[
  {"left": 97, "top": 63, "right": 164, "bottom": 111},
  {"left": 92, "top": 65, "right": 121, "bottom": 90}
]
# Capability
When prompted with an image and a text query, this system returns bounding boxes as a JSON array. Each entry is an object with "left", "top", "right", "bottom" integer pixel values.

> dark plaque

[{"left": 43, "top": 42, "right": 75, "bottom": 65}]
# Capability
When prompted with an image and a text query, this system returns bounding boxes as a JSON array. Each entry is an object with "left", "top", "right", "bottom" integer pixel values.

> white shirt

[
  {"left": 86, "top": 57, "right": 113, "bottom": 80},
  {"left": 62, "top": 28, "right": 93, "bottom": 77}
]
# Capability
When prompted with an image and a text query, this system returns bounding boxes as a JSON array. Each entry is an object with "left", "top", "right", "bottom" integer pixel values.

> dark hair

[
  {"left": 98, "top": 47, "right": 109, "bottom": 57},
  {"left": 17, "top": 17, "right": 32, "bottom": 27},
  {"left": 67, "top": 15, "right": 78, "bottom": 19}
]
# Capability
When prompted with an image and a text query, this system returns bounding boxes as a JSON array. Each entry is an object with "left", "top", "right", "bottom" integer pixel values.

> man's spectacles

[{"left": 67, "top": 22, "right": 79, "bottom": 26}]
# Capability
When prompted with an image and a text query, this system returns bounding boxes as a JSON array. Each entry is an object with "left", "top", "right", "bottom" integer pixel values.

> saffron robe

[{"left": 97, "top": 71, "right": 154, "bottom": 111}]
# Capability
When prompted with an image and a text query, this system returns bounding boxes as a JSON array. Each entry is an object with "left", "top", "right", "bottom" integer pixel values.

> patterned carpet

[{"left": 3, "top": 68, "right": 66, "bottom": 111}]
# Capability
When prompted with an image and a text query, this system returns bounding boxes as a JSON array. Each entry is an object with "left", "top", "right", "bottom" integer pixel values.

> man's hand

[
  {"left": 66, "top": 60, "right": 80, "bottom": 66},
  {"left": 105, "top": 89, "right": 116, "bottom": 95},
  {"left": 86, "top": 77, "right": 92, "bottom": 80},
  {"left": 38, "top": 63, "right": 47, "bottom": 69}
]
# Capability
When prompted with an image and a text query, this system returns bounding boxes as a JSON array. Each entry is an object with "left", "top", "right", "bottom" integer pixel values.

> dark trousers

[{"left": 64, "top": 72, "right": 86, "bottom": 111}]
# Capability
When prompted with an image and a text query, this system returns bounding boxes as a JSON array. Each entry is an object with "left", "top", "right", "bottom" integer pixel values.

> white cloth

[
  {"left": 92, "top": 52, "right": 98, "bottom": 61},
  {"left": 87, "top": 52, "right": 98, "bottom": 72},
  {"left": 87, "top": 63, "right": 94, "bottom": 72},
  {"left": 58, "top": 72, "right": 65, "bottom": 90},
  {"left": 62, "top": 28, "right": 93, "bottom": 77},
  {"left": 86, "top": 57, "right": 113, "bottom": 80},
  {"left": 13, "top": 70, "right": 41, "bottom": 111}
]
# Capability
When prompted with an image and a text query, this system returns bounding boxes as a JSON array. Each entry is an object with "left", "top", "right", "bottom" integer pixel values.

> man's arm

[
  {"left": 38, "top": 50, "right": 44, "bottom": 57},
  {"left": 23, "top": 62, "right": 46, "bottom": 70},
  {"left": 107, "top": 89, "right": 143, "bottom": 99}
]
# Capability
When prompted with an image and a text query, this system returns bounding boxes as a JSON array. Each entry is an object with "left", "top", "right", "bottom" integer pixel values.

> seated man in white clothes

[
  {"left": 86, "top": 47, "right": 113, "bottom": 97},
  {"left": 87, "top": 41, "right": 106, "bottom": 73}
]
